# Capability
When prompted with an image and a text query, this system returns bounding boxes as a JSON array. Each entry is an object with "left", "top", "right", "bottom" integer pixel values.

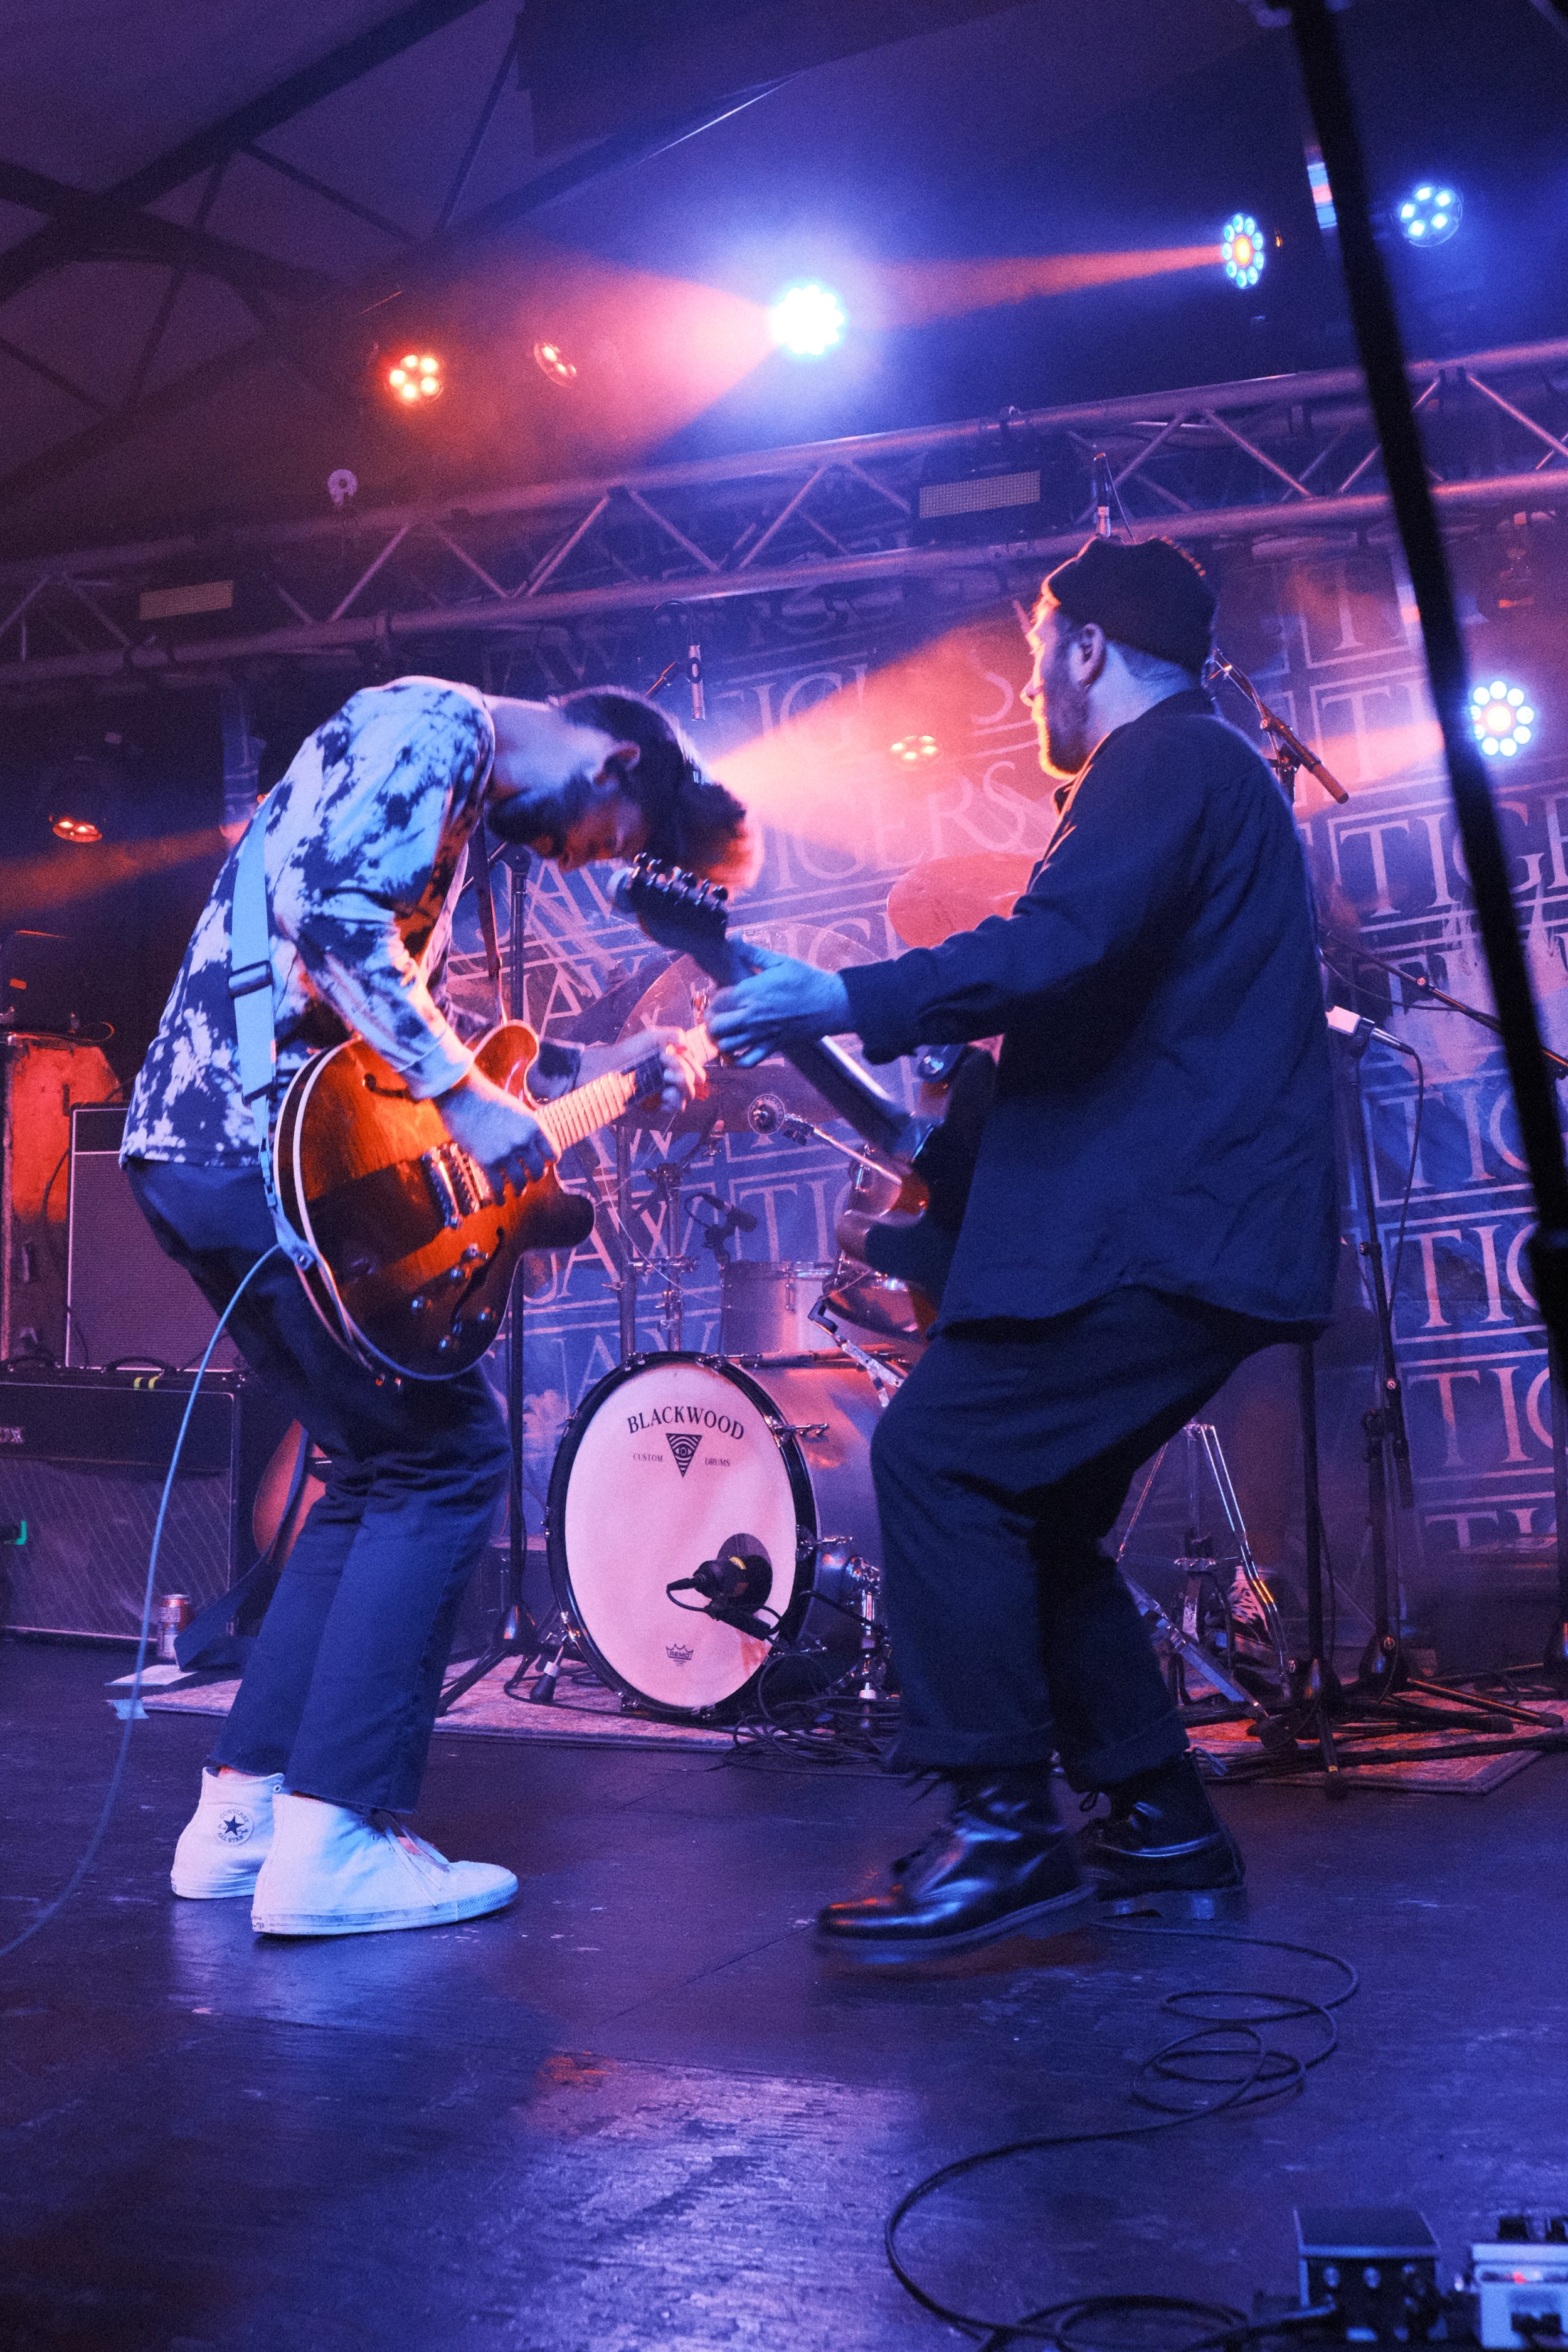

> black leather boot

[
  {"left": 818, "top": 1769, "right": 1088, "bottom": 1961},
  {"left": 1079, "top": 1753, "right": 1246, "bottom": 1919}
]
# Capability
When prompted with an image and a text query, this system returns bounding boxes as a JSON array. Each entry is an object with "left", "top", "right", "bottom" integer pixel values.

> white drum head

[{"left": 552, "top": 1357, "right": 810, "bottom": 1714}]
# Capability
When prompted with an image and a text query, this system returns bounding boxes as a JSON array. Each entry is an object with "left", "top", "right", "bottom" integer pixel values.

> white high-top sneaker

[
  {"left": 171, "top": 1767, "right": 285, "bottom": 1899},
  {"left": 251, "top": 1793, "right": 519, "bottom": 1937}
]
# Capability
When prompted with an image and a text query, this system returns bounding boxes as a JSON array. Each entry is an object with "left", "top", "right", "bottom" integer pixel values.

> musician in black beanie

[{"left": 709, "top": 537, "right": 1335, "bottom": 1960}]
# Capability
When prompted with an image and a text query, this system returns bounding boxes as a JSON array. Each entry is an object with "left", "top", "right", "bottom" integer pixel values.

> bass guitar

[
  {"left": 616, "top": 857, "right": 992, "bottom": 1320},
  {"left": 273, "top": 1020, "right": 707, "bottom": 1381}
]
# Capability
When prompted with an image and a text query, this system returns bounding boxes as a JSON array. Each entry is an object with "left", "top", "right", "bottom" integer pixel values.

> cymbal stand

[{"left": 630, "top": 1148, "right": 704, "bottom": 1350}]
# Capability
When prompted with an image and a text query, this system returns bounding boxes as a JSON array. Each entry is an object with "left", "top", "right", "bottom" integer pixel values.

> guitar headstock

[{"left": 616, "top": 857, "right": 733, "bottom": 961}]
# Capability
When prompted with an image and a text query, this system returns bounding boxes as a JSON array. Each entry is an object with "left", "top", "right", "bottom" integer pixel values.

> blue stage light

[
  {"left": 1471, "top": 679, "right": 1536, "bottom": 758},
  {"left": 1397, "top": 183, "right": 1462, "bottom": 246},
  {"left": 770, "top": 283, "right": 846, "bottom": 358},
  {"left": 1221, "top": 215, "right": 1265, "bottom": 289}
]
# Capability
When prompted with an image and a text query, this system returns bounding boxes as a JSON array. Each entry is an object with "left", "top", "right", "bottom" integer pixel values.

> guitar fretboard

[{"left": 533, "top": 1051, "right": 666, "bottom": 1155}]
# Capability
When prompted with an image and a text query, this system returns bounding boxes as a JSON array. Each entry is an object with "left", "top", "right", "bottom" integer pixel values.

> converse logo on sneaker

[{"left": 217, "top": 1810, "right": 255, "bottom": 1845}]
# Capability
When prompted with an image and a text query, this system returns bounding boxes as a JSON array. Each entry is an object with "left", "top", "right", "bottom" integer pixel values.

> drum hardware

[
  {"left": 689, "top": 1190, "right": 756, "bottom": 1271},
  {"left": 622, "top": 1144, "right": 711, "bottom": 1352},
  {"left": 747, "top": 1092, "right": 900, "bottom": 1184},
  {"left": 1115, "top": 1420, "right": 1286, "bottom": 1724},
  {"left": 808, "top": 1297, "right": 908, "bottom": 1404}
]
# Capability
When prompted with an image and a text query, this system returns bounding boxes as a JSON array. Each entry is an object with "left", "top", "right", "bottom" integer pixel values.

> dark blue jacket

[{"left": 839, "top": 688, "right": 1337, "bottom": 1330}]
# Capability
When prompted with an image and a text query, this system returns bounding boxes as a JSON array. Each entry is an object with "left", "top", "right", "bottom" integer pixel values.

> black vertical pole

[{"left": 1288, "top": 0, "right": 1568, "bottom": 1339}]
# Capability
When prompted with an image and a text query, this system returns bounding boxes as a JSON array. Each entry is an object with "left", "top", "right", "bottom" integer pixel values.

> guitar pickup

[{"left": 420, "top": 1142, "right": 492, "bottom": 1227}]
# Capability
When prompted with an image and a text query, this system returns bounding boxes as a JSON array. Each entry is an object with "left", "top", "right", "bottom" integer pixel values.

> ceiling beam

[
  {"left": 0, "top": 85, "right": 785, "bottom": 519},
  {"left": 0, "top": 158, "right": 339, "bottom": 304},
  {"left": 0, "top": 0, "right": 494, "bottom": 314}
]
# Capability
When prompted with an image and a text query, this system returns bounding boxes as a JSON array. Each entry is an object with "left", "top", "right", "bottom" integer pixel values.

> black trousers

[{"left": 869, "top": 1286, "right": 1276, "bottom": 1784}]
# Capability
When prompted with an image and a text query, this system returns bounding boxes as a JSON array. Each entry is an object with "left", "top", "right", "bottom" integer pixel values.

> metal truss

[{"left": 3, "top": 332, "right": 1567, "bottom": 694}]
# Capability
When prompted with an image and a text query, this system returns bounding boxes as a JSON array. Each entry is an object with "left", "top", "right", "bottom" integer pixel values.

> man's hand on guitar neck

[
  {"left": 575, "top": 1028, "right": 709, "bottom": 1121},
  {"left": 707, "top": 946, "right": 852, "bottom": 1067},
  {"left": 435, "top": 1069, "right": 558, "bottom": 1188}
]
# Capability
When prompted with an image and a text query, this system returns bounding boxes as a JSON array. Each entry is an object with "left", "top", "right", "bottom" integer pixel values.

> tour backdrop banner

[{"left": 445, "top": 547, "right": 1568, "bottom": 1660}]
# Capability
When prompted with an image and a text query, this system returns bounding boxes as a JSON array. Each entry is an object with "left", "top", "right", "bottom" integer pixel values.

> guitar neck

[
  {"left": 618, "top": 862, "right": 916, "bottom": 1164},
  {"left": 534, "top": 1048, "right": 666, "bottom": 1155},
  {"left": 672, "top": 929, "right": 911, "bottom": 1160},
  {"left": 777, "top": 1038, "right": 911, "bottom": 1162}
]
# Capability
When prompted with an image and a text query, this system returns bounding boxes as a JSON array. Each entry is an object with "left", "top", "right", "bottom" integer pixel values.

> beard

[
  {"left": 485, "top": 765, "right": 594, "bottom": 857},
  {"left": 1041, "top": 667, "right": 1093, "bottom": 778}
]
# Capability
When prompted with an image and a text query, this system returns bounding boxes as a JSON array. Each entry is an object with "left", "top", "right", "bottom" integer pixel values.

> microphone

[
  {"left": 1091, "top": 452, "right": 1113, "bottom": 539},
  {"left": 667, "top": 1548, "right": 775, "bottom": 1643},
  {"left": 692, "top": 1189, "right": 757, "bottom": 1231},
  {"left": 686, "top": 642, "right": 706, "bottom": 724}
]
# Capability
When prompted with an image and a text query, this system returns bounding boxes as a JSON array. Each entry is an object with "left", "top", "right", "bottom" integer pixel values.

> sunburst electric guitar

[{"left": 273, "top": 1021, "right": 707, "bottom": 1381}]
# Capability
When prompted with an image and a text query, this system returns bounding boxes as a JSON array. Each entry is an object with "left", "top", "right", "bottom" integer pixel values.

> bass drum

[{"left": 547, "top": 1352, "right": 882, "bottom": 1719}]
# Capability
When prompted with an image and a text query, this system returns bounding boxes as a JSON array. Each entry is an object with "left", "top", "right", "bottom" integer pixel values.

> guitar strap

[{"left": 228, "top": 803, "right": 317, "bottom": 1271}]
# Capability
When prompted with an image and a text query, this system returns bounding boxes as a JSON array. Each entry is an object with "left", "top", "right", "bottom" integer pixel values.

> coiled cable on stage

[{"left": 884, "top": 1922, "right": 1359, "bottom": 2348}]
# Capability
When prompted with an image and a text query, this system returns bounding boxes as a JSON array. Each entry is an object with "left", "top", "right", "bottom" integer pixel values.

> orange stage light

[
  {"left": 386, "top": 351, "right": 443, "bottom": 405},
  {"left": 873, "top": 246, "right": 1226, "bottom": 331},
  {"left": 2, "top": 829, "right": 225, "bottom": 921},
  {"left": 511, "top": 244, "right": 772, "bottom": 461}
]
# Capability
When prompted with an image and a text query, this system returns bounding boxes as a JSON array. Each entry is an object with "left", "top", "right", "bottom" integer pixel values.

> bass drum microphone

[{"left": 666, "top": 1534, "right": 776, "bottom": 1643}]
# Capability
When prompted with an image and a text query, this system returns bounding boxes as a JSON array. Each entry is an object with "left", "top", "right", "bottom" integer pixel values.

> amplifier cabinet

[
  {"left": 67, "top": 1105, "right": 238, "bottom": 1372},
  {"left": 0, "top": 1033, "right": 119, "bottom": 1365},
  {"left": 0, "top": 1367, "right": 287, "bottom": 1642}
]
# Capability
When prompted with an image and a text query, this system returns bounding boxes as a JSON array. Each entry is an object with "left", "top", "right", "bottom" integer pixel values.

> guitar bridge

[{"left": 420, "top": 1142, "right": 491, "bottom": 1228}]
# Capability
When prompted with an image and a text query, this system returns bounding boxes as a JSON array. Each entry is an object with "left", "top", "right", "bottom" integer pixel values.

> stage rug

[
  {"left": 112, "top": 1665, "right": 1568, "bottom": 1788},
  {"left": 115, "top": 1659, "right": 733, "bottom": 1752}
]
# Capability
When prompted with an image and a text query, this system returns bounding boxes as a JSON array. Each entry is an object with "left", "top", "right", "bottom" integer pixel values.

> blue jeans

[{"left": 127, "top": 1160, "right": 509, "bottom": 1814}]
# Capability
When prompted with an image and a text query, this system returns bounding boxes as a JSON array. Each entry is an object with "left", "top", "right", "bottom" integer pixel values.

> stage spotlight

[
  {"left": 1471, "top": 679, "right": 1536, "bottom": 757},
  {"left": 890, "top": 734, "right": 941, "bottom": 765},
  {"left": 49, "top": 813, "right": 102, "bottom": 844},
  {"left": 769, "top": 282, "right": 845, "bottom": 358},
  {"left": 532, "top": 339, "right": 578, "bottom": 387},
  {"left": 1397, "top": 184, "right": 1462, "bottom": 247},
  {"left": 386, "top": 351, "right": 443, "bottom": 405},
  {"left": 1221, "top": 215, "right": 1266, "bottom": 289}
]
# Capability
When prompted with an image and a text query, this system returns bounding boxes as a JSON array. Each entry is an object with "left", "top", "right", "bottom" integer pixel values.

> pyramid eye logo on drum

[{"left": 665, "top": 1433, "right": 702, "bottom": 1476}]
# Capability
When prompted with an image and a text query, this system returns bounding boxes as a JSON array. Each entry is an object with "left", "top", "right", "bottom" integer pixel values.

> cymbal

[{"left": 886, "top": 852, "right": 1038, "bottom": 949}]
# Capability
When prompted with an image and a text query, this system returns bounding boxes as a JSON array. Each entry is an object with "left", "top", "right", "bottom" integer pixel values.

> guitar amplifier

[
  {"left": 66, "top": 1104, "right": 238, "bottom": 1371},
  {"left": 0, "top": 1367, "right": 288, "bottom": 1642}
]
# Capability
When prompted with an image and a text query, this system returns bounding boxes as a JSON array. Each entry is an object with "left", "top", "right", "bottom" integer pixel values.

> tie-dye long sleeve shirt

[{"left": 122, "top": 677, "right": 499, "bottom": 1165}]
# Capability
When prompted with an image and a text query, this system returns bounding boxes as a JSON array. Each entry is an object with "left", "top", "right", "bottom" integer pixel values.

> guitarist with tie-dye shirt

[{"left": 124, "top": 675, "right": 755, "bottom": 1942}]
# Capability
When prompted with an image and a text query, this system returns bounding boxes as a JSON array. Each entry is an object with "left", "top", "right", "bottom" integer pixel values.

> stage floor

[{"left": 4, "top": 1636, "right": 1567, "bottom": 2352}]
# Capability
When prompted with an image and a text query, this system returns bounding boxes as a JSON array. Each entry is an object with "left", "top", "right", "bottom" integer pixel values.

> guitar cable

[{"left": 1, "top": 1245, "right": 282, "bottom": 1964}]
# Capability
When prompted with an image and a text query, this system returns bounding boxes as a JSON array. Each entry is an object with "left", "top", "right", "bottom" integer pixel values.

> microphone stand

[
  {"left": 1204, "top": 662, "right": 1535, "bottom": 1783},
  {"left": 1330, "top": 936, "right": 1568, "bottom": 1694}
]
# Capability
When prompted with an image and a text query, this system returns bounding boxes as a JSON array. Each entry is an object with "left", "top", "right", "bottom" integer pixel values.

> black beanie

[{"left": 1043, "top": 536, "right": 1216, "bottom": 674}]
